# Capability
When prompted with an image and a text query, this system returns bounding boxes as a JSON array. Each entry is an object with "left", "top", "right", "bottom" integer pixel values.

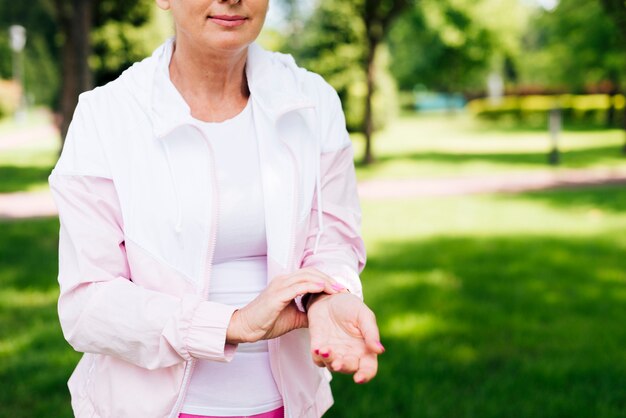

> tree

[
  {"left": 289, "top": 0, "right": 409, "bottom": 165},
  {"left": 360, "top": 0, "right": 411, "bottom": 164},
  {"left": 0, "top": 0, "right": 160, "bottom": 142},
  {"left": 52, "top": 0, "right": 153, "bottom": 143},
  {"left": 387, "top": 0, "right": 529, "bottom": 93},
  {"left": 599, "top": 0, "right": 626, "bottom": 151}
]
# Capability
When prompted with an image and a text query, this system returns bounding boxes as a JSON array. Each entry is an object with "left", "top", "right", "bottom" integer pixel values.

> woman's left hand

[{"left": 307, "top": 292, "right": 384, "bottom": 383}]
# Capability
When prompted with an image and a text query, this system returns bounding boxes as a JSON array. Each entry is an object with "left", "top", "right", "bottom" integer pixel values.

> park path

[
  {"left": 2, "top": 167, "right": 626, "bottom": 219},
  {"left": 357, "top": 167, "right": 626, "bottom": 199}
]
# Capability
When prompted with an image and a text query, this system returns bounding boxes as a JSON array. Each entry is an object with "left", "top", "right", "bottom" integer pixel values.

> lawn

[
  {"left": 353, "top": 113, "right": 626, "bottom": 180},
  {"left": 327, "top": 185, "right": 626, "bottom": 418},
  {"left": 0, "top": 109, "right": 59, "bottom": 193},
  {"left": 2, "top": 185, "right": 626, "bottom": 417}
]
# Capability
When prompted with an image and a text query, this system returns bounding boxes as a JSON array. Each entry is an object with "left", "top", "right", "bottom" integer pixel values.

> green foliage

[
  {"left": 520, "top": 0, "right": 626, "bottom": 91},
  {"left": 288, "top": 0, "right": 398, "bottom": 132},
  {"left": 0, "top": 1, "right": 60, "bottom": 106},
  {"left": 92, "top": 4, "right": 172, "bottom": 86},
  {"left": 0, "top": 1, "right": 170, "bottom": 107},
  {"left": 387, "top": 0, "right": 529, "bottom": 92}
]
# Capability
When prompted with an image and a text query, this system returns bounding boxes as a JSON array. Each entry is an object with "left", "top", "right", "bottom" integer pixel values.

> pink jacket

[{"left": 49, "top": 38, "right": 366, "bottom": 418}]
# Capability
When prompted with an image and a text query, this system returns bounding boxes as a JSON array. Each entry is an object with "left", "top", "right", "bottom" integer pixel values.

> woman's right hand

[{"left": 225, "top": 268, "right": 341, "bottom": 344}]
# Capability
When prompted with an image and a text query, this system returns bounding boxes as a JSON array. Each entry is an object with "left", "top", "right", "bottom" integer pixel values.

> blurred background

[{"left": 1, "top": 0, "right": 626, "bottom": 417}]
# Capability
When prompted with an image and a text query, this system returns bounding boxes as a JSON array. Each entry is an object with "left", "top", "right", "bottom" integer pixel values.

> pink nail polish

[
  {"left": 314, "top": 349, "right": 319, "bottom": 355},
  {"left": 321, "top": 352, "right": 329, "bottom": 358},
  {"left": 317, "top": 282, "right": 326, "bottom": 287},
  {"left": 331, "top": 283, "right": 346, "bottom": 291},
  {"left": 357, "top": 378, "right": 366, "bottom": 384},
  {"left": 377, "top": 341, "right": 385, "bottom": 352}
]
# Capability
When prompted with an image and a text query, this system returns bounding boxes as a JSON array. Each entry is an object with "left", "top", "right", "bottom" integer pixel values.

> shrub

[{"left": 468, "top": 94, "right": 625, "bottom": 127}]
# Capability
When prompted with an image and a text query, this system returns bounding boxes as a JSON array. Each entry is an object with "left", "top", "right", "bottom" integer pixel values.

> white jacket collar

[{"left": 145, "top": 38, "right": 314, "bottom": 139}]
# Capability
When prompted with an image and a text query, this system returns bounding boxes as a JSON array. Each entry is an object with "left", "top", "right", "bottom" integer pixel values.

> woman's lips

[{"left": 208, "top": 15, "right": 247, "bottom": 27}]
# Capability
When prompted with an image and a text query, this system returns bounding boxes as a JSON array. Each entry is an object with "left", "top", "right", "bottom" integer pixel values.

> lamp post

[
  {"left": 9, "top": 25, "right": 27, "bottom": 123},
  {"left": 548, "top": 106, "right": 561, "bottom": 165}
]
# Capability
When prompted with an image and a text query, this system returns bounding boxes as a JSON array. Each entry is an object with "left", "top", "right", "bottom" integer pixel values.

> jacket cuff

[
  {"left": 186, "top": 301, "right": 238, "bottom": 362},
  {"left": 310, "top": 264, "right": 363, "bottom": 300}
]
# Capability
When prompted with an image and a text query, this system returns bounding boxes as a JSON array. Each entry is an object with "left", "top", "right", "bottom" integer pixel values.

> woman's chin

[{"left": 198, "top": 32, "right": 257, "bottom": 52}]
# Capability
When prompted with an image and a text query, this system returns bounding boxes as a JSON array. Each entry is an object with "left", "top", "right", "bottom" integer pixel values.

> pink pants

[{"left": 179, "top": 406, "right": 284, "bottom": 418}]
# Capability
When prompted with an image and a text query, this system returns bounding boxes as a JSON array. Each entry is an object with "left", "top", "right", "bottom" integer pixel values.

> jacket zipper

[
  {"left": 168, "top": 127, "right": 221, "bottom": 418},
  {"left": 272, "top": 104, "right": 313, "bottom": 418}
]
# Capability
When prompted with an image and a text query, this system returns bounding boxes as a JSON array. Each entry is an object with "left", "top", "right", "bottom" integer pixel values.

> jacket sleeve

[
  {"left": 49, "top": 96, "right": 237, "bottom": 370},
  {"left": 299, "top": 86, "right": 366, "bottom": 299}
]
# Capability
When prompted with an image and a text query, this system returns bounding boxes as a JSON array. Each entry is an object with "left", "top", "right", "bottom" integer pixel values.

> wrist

[
  {"left": 304, "top": 292, "right": 331, "bottom": 312},
  {"left": 306, "top": 289, "right": 350, "bottom": 313},
  {"left": 226, "top": 310, "right": 248, "bottom": 344}
]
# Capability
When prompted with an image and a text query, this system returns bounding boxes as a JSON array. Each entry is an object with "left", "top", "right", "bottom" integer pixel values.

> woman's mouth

[{"left": 208, "top": 15, "right": 247, "bottom": 27}]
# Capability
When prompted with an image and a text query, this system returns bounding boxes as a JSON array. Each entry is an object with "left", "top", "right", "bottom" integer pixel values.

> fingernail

[
  {"left": 377, "top": 341, "right": 385, "bottom": 352},
  {"left": 321, "top": 352, "right": 330, "bottom": 358},
  {"left": 317, "top": 282, "right": 326, "bottom": 287},
  {"left": 357, "top": 378, "right": 366, "bottom": 384},
  {"left": 314, "top": 349, "right": 319, "bottom": 355},
  {"left": 331, "top": 283, "right": 346, "bottom": 291}
]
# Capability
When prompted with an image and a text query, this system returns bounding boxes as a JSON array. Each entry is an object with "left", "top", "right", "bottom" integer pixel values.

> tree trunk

[
  {"left": 622, "top": 93, "right": 626, "bottom": 155},
  {"left": 362, "top": 36, "right": 378, "bottom": 165},
  {"left": 58, "top": 0, "right": 94, "bottom": 147},
  {"left": 606, "top": 75, "right": 619, "bottom": 127}
]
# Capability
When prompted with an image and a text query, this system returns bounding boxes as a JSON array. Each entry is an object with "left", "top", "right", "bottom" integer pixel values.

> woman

[{"left": 48, "top": 0, "right": 383, "bottom": 417}]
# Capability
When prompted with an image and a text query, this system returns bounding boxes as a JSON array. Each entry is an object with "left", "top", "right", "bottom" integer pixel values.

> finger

[
  {"left": 338, "top": 353, "right": 360, "bottom": 374},
  {"left": 312, "top": 355, "right": 326, "bottom": 368},
  {"left": 353, "top": 353, "right": 378, "bottom": 384},
  {"left": 279, "top": 282, "right": 327, "bottom": 303},
  {"left": 329, "top": 357, "right": 343, "bottom": 372},
  {"left": 358, "top": 309, "right": 384, "bottom": 354},
  {"left": 313, "top": 345, "right": 335, "bottom": 367},
  {"left": 330, "top": 353, "right": 360, "bottom": 374},
  {"left": 285, "top": 269, "right": 332, "bottom": 285},
  {"left": 284, "top": 270, "right": 343, "bottom": 293}
]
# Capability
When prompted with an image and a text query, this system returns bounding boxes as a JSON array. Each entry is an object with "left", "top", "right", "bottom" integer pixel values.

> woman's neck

[{"left": 169, "top": 36, "right": 250, "bottom": 123}]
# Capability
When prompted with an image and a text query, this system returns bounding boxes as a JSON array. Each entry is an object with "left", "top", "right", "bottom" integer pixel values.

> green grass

[
  {"left": 326, "top": 186, "right": 626, "bottom": 418},
  {"left": 0, "top": 218, "right": 79, "bottom": 418},
  {"left": 353, "top": 113, "right": 626, "bottom": 180},
  {"left": 0, "top": 110, "right": 59, "bottom": 193},
  {"left": 2, "top": 186, "right": 626, "bottom": 417}
]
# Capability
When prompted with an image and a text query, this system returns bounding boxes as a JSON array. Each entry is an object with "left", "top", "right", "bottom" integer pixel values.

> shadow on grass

[
  {"left": 328, "top": 235, "right": 626, "bottom": 418},
  {"left": 0, "top": 217, "right": 79, "bottom": 418},
  {"left": 517, "top": 184, "right": 626, "bottom": 214},
  {"left": 470, "top": 120, "right": 625, "bottom": 134},
  {"left": 0, "top": 165, "right": 53, "bottom": 193},
  {"left": 355, "top": 145, "right": 626, "bottom": 171}
]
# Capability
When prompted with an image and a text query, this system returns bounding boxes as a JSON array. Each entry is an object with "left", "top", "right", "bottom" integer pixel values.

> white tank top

[{"left": 180, "top": 98, "right": 283, "bottom": 416}]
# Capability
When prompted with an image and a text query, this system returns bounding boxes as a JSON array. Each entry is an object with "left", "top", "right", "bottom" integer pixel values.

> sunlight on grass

[
  {"left": 384, "top": 312, "right": 446, "bottom": 339},
  {"left": 362, "top": 185, "right": 626, "bottom": 247},
  {"left": 352, "top": 113, "right": 626, "bottom": 180},
  {"left": 0, "top": 108, "right": 52, "bottom": 136},
  {"left": 0, "top": 288, "right": 57, "bottom": 308}
]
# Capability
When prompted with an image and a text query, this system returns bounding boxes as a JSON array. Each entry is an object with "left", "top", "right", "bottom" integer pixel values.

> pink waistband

[{"left": 179, "top": 406, "right": 284, "bottom": 418}]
